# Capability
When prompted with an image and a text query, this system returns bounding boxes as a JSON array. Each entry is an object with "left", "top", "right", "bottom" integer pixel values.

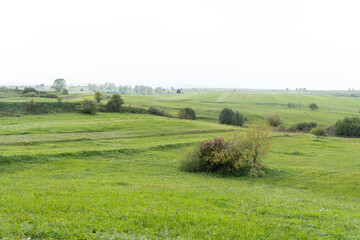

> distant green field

[{"left": 0, "top": 92, "right": 360, "bottom": 239}]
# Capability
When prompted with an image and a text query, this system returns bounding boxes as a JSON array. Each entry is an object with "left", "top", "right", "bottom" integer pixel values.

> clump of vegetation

[
  {"left": 105, "top": 94, "right": 124, "bottom": 112},
  {"left": 148, "top": 107, "right": 174, "bottom": 118},
  {"left": 335, "top": 117, "right": 360, "bottom": 137},
  {"left": 178, "top": 108, "right": 196, "bottom": 120},
  {"left": 309, "top": 103, "right": 319, "bottom": 111},
  {"left": 21, "top": 92, "right": 38, "bottom": 97},
  {"left": 219, "top": 108, "right": 245, "bottom": 126},
  {"left": 287, "top": 122, "right": 318, "bottom": 132},
  {"left": 266, "top": 114, "right": 282, "bottom": 127},
  {"left": 79, "top": 99, "right": 97, "bottom": 114},
  {"left": 25, "top": 99, "right": 36, "bottom": 112},
  {"left": 39, "top": 93, "right": 58, "bottom": 98},
  {"left": 94, "top": 92, "right": 104, "bottom": 103},
  {"left": 310, "top": 126, "right": 326, "bottom": 136},
  {"left": 287, "top": 102, "right": 301, "bottom": 108},
  {"left": 180, "top": 121, "right": 272, "bottom": 177}
]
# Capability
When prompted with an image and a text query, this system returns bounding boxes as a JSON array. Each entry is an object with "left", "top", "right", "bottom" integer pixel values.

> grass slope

[{"left": 0, "top": 112, "right": 359, "bottom": 239}]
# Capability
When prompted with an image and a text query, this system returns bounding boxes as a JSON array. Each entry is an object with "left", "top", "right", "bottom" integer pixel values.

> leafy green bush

[
  {"left": 79, "top": 100, "right": 97, "bottom": 114},
  {"left": 178, "top": 108, "right": 196, "bottom": 120},
  {"left": 310, "top": 127, "right": 326, "bottom": 136},
  {"left": 25, "top": 99, "right": 36, "bottom": 112},
  {"left": 219, "top": 108, "right": 245, "bottom": 126},
  {"left": 335, "top": 117, "right": 360, "bottom": 137},
  {"left": 309, "top": 103, "right": 319, "bottom": 111},
  {"left": 148, "top": 107, "right": 174, "bottom": 118},
  {"left": 287, "top": 102, "right": 301, "bottom": 108},
  {"left": 94, "top": 92, "right": 104, "bottom": 103},
  {"left": 234, "top": 112, "right": 245, "bottom": 126},
  {"left": 266, "top": 114, "right": 282, "bottom": 127},
  {"left": 180, "top": 121, "right": 272, "bottom": 176},
  {"left": 105, "top": 94, "right": 124, "bottom": 112},
  {"left": 219, "top": 108, "right": 235, "bottom": 125}
]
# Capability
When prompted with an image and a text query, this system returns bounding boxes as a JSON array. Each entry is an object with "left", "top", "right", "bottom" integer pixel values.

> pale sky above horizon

[{"left": 0, "top": 0, "right": 359, "bottom": 90}]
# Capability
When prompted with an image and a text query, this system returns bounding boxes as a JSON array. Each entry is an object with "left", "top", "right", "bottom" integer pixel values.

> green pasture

[{"left": 0, "top": 109, "right": 359, "bottom": 239}]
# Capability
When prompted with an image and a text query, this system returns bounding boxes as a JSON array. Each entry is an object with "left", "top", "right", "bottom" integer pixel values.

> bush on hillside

[
  {"left": 219, "top": 108, "right": 235, "bottom": 125},
  {"left": 266, "top": 114, "right": 282, "bottom": 127},
  {"left": 178, "top": 108, "right": 196, "bottom": 120},
  {"left": 105, "top": 94, "right": 124, "bottom": 112},
  {"left": 180, "top": 121, "right": 272, "bottom": 177},
  {"left": 310, "top": 126, "right": 326, "bottom": 136},
  {"left": 335, "top": 117, "right": 360, "bottom": 137},
  {"left": 309, "top": 103, "right": 319, "bottom": 111},
  {"left": 287, "top": 102, "right": 301, "bottom": 108},
  {"left": 94, "top": 92, "right": 104, "bottom": 103},
  {"left": 234, "top": 112, "right": 245, "bottom": 126},
  {"left": 25, "top": 99, "right": 36, "bottom": 112},
  {"left": 148, "top": 107, "right": 174, "bottom": 118},
  {"left": 219, "top": 108, "right": 245, "bottom": 126},
  {"left": 79, "top": 99, "right": 97, "bottom": 114}
]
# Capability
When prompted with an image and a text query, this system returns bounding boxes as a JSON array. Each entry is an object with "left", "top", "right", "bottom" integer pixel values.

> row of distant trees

[{"left": 87, "top": 83, "right": 184, "bottom": 95}]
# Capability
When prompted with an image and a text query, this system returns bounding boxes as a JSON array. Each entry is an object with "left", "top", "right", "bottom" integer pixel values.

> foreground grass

[{"left": 0, "top": 113, "right": 359, "bottom": 239}]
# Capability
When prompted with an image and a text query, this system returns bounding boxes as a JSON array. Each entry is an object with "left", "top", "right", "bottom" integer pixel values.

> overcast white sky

[{"left": 0, "top": 0, "right": 359, "bottom": 89}]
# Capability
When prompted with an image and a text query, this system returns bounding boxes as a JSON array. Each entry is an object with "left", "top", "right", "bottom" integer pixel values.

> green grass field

[{"left": 0, "top": 91, "right": 360, "bottom": 239}]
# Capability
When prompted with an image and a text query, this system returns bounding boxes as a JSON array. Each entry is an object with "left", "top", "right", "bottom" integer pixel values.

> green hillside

[{"left": 0, "top": 92, "right": 359, "bottom": 239}]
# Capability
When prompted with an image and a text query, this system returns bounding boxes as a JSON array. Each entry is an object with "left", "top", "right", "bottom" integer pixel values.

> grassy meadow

[{"left": 0, "top": 91, "right": 360, "bottom": 239}]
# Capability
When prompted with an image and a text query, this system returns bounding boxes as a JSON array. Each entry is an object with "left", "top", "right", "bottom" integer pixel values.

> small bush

[
  {"left": 326, "top": 125, "right": 336, "bottom": 136},
  {"left": 310, "top": 127, "right": 326, "bottom": 136},
  {"left": 105, "top": 94, "right": 124, "bottom": 112},
  {"left": 94, "top": 92, "right": 104, "bottom": 103},
  {"left": 148, "top": 107, "right": 173, "bottom": 118},
  {"left": 234, "top": 112, "right": 245, "bottom": 126},
  {"left": 79, "top": 100, "right": 97, "bottom": 114},
  {"left": 26, "top": 99, "right": 36, "bottom": 112},
  {"left": 335, "top": 117, "right": 360, "bottom": 137},
  {"left": 219, "top": 108, "right": 245, "bottom": 126},
  {"left": 219, "top": 108, "right": 235, "bottom": 125},
  {"left": 309, "top": 103, "right": 319, "bottom": 111},
  {"left": 266, "top": 114, "right": 282, "bottom": 127},
  {"left": 287, "top": 102, "right": 301, "bottom": 108},
  {"left": 178, "top": 108, "right": 196, "bottom": 120},
  {"left": 180, "top": 121, "right": 272, "bottom": 177}
]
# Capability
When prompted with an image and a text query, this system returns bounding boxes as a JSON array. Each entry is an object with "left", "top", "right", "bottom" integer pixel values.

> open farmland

[{"left": 0, "top": 92, "right": 360, "bottom": 239}]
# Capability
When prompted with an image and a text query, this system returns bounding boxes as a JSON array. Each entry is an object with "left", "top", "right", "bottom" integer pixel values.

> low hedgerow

[
  {"left": 310, "top": 126, "right": 326, "bottom": 136},
  {"left": 180, "top": 121, "right": 272, "bottom": 177},
  {"left": 287, "top": 122, "right": 317, "bottom": 132},
  {"left": 148, "top": 107, "right": 174, "bottom": 118},
  {"left": 39, "top": 93, "right": 58, "bottom": 98}
]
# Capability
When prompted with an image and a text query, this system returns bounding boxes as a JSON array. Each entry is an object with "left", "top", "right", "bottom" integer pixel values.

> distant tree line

[{"left": 87, "top": 83, "right": 186, "bottom": 95}]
